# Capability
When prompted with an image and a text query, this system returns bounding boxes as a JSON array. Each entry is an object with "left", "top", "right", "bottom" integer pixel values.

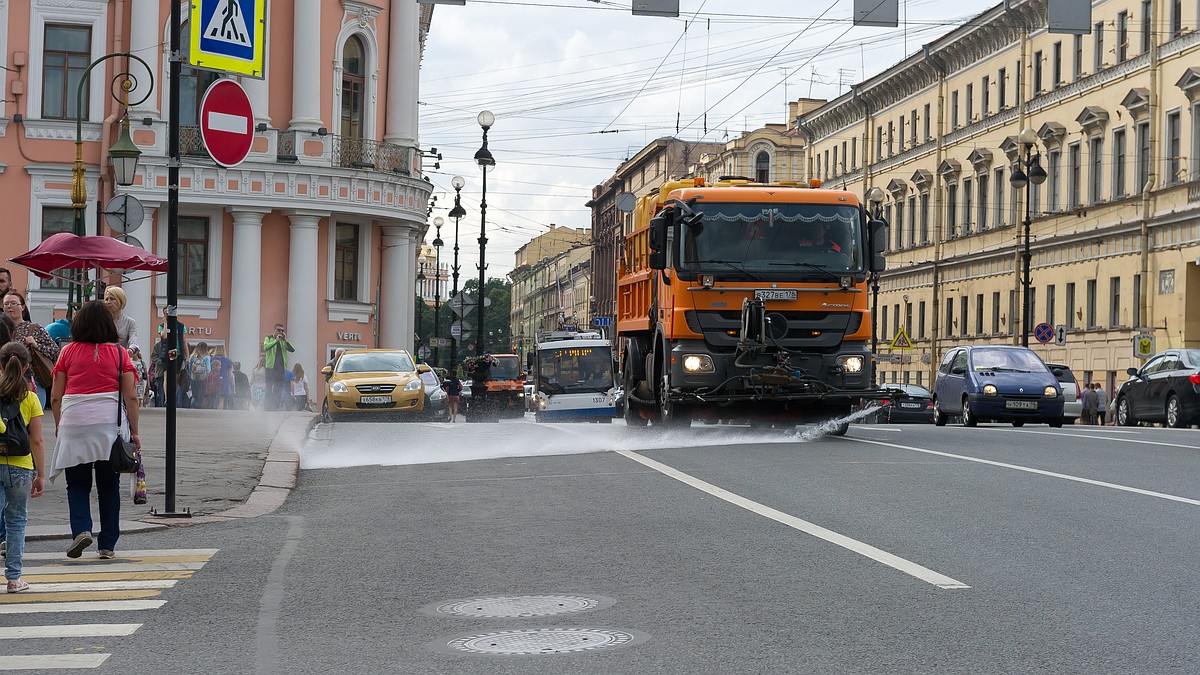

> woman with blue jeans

[
  {"left": 50, "top": 301, "right": 140, "bottom": 560},
  {"left": 0, "top": 342, "right": 47, "bottom": 593}
]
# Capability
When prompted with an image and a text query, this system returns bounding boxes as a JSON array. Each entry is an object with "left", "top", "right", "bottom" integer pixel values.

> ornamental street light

[
  {"left": 448, "top": 175, "right": 467, "bottom": 374},
  {"left": 1008, "top": 127, "right": 1048, "bottom": 347},
  {"left": 432, "top": 216, "right": 444, "bottom": 367},
  {"left": 416, "top": 263, "right": 427, "bottom": 358},
  {"left": 474, "top": 110, "right": 495, "bottom": 357}
]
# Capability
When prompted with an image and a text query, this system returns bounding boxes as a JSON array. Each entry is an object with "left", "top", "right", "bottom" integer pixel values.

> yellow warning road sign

[{"left": 890, "top": 327, "right": 914, "bottom": 350}]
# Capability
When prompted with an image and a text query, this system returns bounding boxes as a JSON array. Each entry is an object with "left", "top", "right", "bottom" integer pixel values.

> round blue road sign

[{"left": 1034, "top": 322, "right": 1054, "bottom": 343}]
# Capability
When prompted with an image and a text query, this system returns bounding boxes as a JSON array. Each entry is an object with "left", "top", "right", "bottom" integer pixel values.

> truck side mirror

[
  {"left": 648, "top": 210, "right": 669, "bottom": 270},
  {"left": 868, "top": 218, "right": 888, "bottom": 272}
]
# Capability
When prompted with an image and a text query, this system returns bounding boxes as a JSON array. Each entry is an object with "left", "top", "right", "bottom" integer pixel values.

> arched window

[
  {"left": 341, "top": 36, "right": 365, "bottom": 140},
  {"left": 755, "top": 151, "right": 770, "bottom": 182}
]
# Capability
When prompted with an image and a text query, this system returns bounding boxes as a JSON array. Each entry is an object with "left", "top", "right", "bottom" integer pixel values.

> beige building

[
  {"left": 509, "top": 225, "right": 592, "bottom": 353},
  {"left": 691, "top": 99, "right": 819, "bottom": 182},
  {"left": 797, "top": 0, "right": 1200, "bottom": 392}
]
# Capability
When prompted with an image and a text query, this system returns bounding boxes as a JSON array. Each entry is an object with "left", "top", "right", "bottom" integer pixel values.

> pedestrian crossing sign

[
  {"left": 189, "top": 0, "right": 267, "bottom": 78},
  {"left": 890, "top": 327, "right": 914, "bottom": 350}
]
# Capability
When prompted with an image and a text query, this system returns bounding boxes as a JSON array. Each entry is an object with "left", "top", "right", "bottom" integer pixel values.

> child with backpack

[{"left": 0, "top": 342, "right": 46, "bottom": 593}]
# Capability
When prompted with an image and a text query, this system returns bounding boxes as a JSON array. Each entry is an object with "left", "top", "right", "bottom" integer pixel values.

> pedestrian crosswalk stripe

[
  {"left": 21, "top": 549, "right": 218, "bottom": 560},
  {"left": 0, "top": 624, "right": 141, "bottom": 640},
  {"left": 22, "top": 553, "right": 215, "bottom": 563},
  {"left": 0, "top": 653, "right": 110, "bottom": 669},
  {"left": 19, "top": 580, "right": 177, "bottom": 593},
  {"left": 0, "top": 599, "right": 166, "bottom": 615},
  {"left": 22, "top": 562, "right": 206, "bottom": 575},
  {"left": 22, "top": 571, "right": 193, "bottom": 583},
  {"left": 0, "top": 589, "right": 163, "bottom": 604}
]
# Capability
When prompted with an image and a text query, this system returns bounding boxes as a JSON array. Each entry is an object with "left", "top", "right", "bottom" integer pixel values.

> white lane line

[
  {"left": 21, "top": 549, "right": 217, "bottom": 560},
  {"left": 0, "top": 654, "right": 110, "bottom": 670},
  {"left": 1009, "top": 429, "right": 1200, "bottom": 449},
  {"left": 21, "top": 562, "right": 205, "bottom": 575},
  {"left": 0, "top": 600, "right": 166, "bottom": 615},
  {"left": 615, "top": 449, "right": 969, "bottom": 590},
  {"left": 25, "top": 580, "right": 178, "bottom": 593},
  {"left": 844, "top": 436, "right": 1200, "bottom": 506},
  {"left": 0, "top": 624, "right": 140, "bottom": 639}
]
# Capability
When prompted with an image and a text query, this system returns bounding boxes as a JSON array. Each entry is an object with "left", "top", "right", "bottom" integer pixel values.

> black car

[
  {"left": 866, "top": 384, "right": 934, "bottom": 424},
  {"left": 419, "top": 370, "right": 449, "bottom": 421},
  {"left": 1114, "top": 349, "right": 1200, "bottom": 428}
]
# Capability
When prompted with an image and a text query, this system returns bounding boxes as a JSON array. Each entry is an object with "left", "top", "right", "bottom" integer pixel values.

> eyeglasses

[{"left": 2, "top": 301, "right": 21, "bottom": 307}]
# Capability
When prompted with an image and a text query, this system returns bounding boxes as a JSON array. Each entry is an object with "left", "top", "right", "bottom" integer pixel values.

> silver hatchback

[{"left": 1045, "top": 363, "right": 1081, "bottom": 424}]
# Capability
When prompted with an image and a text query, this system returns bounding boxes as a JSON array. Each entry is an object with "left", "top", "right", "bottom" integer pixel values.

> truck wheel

[
  {"left": 657, "top": 373, "right": 691, "bottom": 428},
  {"left": 623, "top": 356, "right": 648, "bottom": 427}
]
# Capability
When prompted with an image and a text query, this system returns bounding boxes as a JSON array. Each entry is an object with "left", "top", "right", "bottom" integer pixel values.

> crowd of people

[{"left": 1080, "top": 382, "right": 1110, "bottom": 425}]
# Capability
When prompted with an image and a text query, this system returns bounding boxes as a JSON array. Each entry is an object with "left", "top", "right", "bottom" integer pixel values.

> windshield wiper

[
  {"left": 767, "top": 261, "right": 842, "bottom": 281},
  {"left": 977, "top": 367, "right": 1030, "bottom": 373},
  {"left": 693, "top": 259, "right": 764, "bottom": 282}
]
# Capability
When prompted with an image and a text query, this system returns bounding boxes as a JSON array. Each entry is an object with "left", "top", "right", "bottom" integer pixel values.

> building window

[
  {"left": 881, "top": 302, "right": 888, "bottom": 343},
  {"left": 977, "top": 173, "right": 989, "bottom": 229},
  {"left": 1033, "top": 50, "right": 1044, "bottom": 93},
  {"left": 875, "top": 126, "right": 883, "bottom": 159},
  {"left": 1089, "top": 136, "right": 1103, "bottom": 204},
  {"left": 976, "top": 293, "right": 984, "bottom": 335},
  {"left": 1047, "top": 149, "right": 1061, "bottom": 211},
  {"left": 898, "top": 117, "right": 905, "bottom": 152},
  {"left": 945, "top": 297, "right": 954, "bottom": 336},
  {"left": 1029, "top": 162, "right": 1041, "bottom": 215},
  {"left": 919, "top": 193, "right": 930, "bottom": 243},
  {"left": 994, "top": 167, "right": 1005, "bottom": 226},
  {"left": 1086, "top": 279, "right": 1097, "bottom": 328},
  {"left": 961, "top": 177, "right": 973, "bottom": 235},
  {"left": 982, "top": 76, "right": 990, "bottom": 116},
  {"left": 1136, "top": 120, "right": 1150, "bottom": 190},
  {"left": 1009, "top": 291, "right": 1017, "bottom": 336},
  {"left": 923, "top": 103, "right": 931, "bottom": 140},
  {"left": 894, "top": 199, "right": 904, "bottom": 249},
  {"left": 1141, "top": 0, "right": 1152, "bottom": 54},
  {"left": 1030, "top": 288, "right": 1037, "bottom": 330},
  {"left": 946, "top": 183, "right": 958, "bottom": 237},
  {"left": 334, "top": 224, "right": 360, "bottom": 301},
  {"left": 905, "top": 302, "right": 913, "bottom": 336},
  {"left": 1110, "top": 277, "right": 1121, "bottom": 327},
  {"left": 41, "top": 25, "right": 91, "bottom": 120},
  {"left": 887, "top": 121, "right": 894, "bottom": 156},
  {"left": 960, "top": 296, "right": 968, "bottom": 338},
  {"left": 992, "top": 292, "right": 1001, "bottom": 334},
  {"left": 910, "top": 109, "right": 917, "bottom": 145},
  {"left": 755, "top": 151, "right": 769, "bottom": 183},
  {"left": 1094, "top": 22, "right": 1104, "bottom": 72},
  {"left": 893, "top": 304, "right": 900, "bottom": 340},
  {"left": 966, "top": 83, "right": 974, "bottom": 122},
  {"left": 178, "top": 217, "right": 209, "bottom": 297},
  {"left": 951, "top": 90, "right": 959, "bottom": 128},
  {"left": 1133, "top": 274, "right": 1142, "bottom": 326},
  {"left": 841, "top": 142, "right": 847, "bottom": 172},
  {"left": 918, "top": 301, "right": 926, "bottom": 338},
  {"left": 1170, "top": 0, "right": 1182, "bottom": 38},
  {"left": 998, "top": 68, "right": 1007, "bottom": 109},
  {"left": 341, "top": 36, "right": 366, "bottom": 142},
  {"left": 1053, "top": 41, "right": 1063, "bottom": 87},
  {"left": 1074, "top": 34, "right": 1083, "bottom": 81},
  {"left": 907, "top": 196, "right": 916, "bottom": 246},
  {"left": 1166, "top": 110, "right": 1181, "bottom": 184},
  {"left": 1046, "top": 284, "right": 1056, "bottom": 325},
  {"left": 40, "top": 207, "right": 76, "bottom": 288},
  {"left": 1192, "top": 102, "right": 1200, "bottom": 182},
  {"left": 1066, "top": 282, "right": 1076, "bottom": 329},
  {"left": 1117, "top": 12, "right": 1129, "bottom": 63},
  {"left": 832, "top": 147, "right": 839, "bottom": 177},
  {"left": 850, "top": 137, "right": 857, "bottom": 169},
  {"left": 1113, "top": 128, "right": 1127, "bottom": 198},
  {"left": 1068, "top": 143, "right": 1082, "bottom": 209}
]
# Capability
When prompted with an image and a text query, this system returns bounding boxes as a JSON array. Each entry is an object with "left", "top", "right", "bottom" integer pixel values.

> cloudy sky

[{"left": 417, "top": 0, "right": 997, "bottom": 278}]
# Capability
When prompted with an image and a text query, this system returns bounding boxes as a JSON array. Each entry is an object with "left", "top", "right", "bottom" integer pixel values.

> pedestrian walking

[
  {"left": 3, "top": 291, "right": 60, "bottom": 408},
  {"left": 0, "top": 342, "right": 47, "bottom": 593},
  {"left": 103, "top": 287, "right": 139, "bottom": 351},
  {"left": 262, "top": 324, "right": 294, "bottom": 411},
  {"left": 445, "top": 372, "right": 463, "bottom": 422},
  {"left": 49, "top": 300, "right": 140, "bottom": 560},
  {"left": 129, "top": 347, "right": 148, "bottom": 407},
  {"left": 232, "top": 362, "right": 251, "bottom": 410},
  {"left": 250, "top": 356, "right": 267, "bottom": 410},
  {"left": 187, "top": 342, "right": 211, "bottom": 409},
  {"left": 1095, "top": 383, "right": 1108, "bottom": 425},
  {"left": 291, "top": 363, "right": 310, "bottom": 411},
  {"left": 1081, "top": 383, "right": 1099, "bottom": 425}
]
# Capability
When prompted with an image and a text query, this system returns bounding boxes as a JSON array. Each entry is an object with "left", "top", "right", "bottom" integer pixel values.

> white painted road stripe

[
  {"left": 21, "top": 562, "right": 205, "bottom": 575},
  {"left": 21, "top": 549, "right": 217, "bottom": 560},
  {"left": 844, "top": 436, "right": 1200, "bottom": 506},
  {"left": 25, "top": 580, "right": 177, "bottom": 593},
  {"left": 207, "top": 111, "right": 247, "bottom": 134},
  {"left": 1008, "top": 428, "right": 1200, "bottom": 449},
  {"left": 0, "top": 600, "right": 166, "bottom": 615},
  {"left": 0, "top": 624, "right": 140, "bottom": 639},
  {"left": 616, "top": 449, "right": 970, "bottom": 590},
  {"left": 0, "top": 654, "right": 110, "bottom": 670}
]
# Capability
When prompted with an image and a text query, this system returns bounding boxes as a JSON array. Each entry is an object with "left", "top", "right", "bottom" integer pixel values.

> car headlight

[
  {"left": 682, "top": 354, "right": 715, "bottom": 373},
  {"left": 404, "top": 379, "right": 422, "bottom": 391},
  {"left": 1044, "top": 386, "right": 1058, "bottom": 397},
  {"left": 330, "top": 381, "right": 349, "bottom": 393},
  {"left": 431, "top": 389, "right": 447, "bottom": 401},
  {"left": 982, "top": 384, "right": 998, "bottom": 396},
  {"left": 836, "top": 355, "right": 864, "bottom": 373}
]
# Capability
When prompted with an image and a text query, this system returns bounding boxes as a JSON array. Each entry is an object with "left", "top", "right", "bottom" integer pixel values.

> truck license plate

[
  {"left": 1005, "top": 400, "right": 1038, "bottom": 410},
  {"left": 755, "top": 289, "right": 797, "bottom": 301},
  {"left": 360, "top": 396, "right": 391, "bottom": 404}
]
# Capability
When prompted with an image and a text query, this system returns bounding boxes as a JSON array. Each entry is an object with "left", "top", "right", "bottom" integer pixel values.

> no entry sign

[{"left": 200, "top": 79, "right": 254, "bottom": 167}]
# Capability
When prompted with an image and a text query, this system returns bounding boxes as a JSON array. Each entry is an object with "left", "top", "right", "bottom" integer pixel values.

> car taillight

[
  {"left": 881, "top": 399, "right": 890, "bottom": 406},
  {"left": 1190, "top": 373, "right": 1200, "bottom": 385},
  {"left": 1074, "top": 379, "right": 1081, "bottom": 400},
  {"left": 926, "top": 402, "right": 934, "bottom": 409}
]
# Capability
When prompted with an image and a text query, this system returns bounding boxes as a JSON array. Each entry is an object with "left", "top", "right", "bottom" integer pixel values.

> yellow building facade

[{"left": 798, "top": 0, "right": 1200, "bottom": 392}]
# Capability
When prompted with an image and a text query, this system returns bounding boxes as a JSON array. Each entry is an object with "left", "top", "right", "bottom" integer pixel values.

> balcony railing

[
  {"left": 332, "top": 135, "right": 412, "bottom": 174},
  {"left": 180, "top": 125, "right": 211, "bottom": 159}
]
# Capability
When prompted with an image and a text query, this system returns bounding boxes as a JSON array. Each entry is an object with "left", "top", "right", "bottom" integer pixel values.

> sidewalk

[{"left": 26, "top": 408, "right": 315, "bottom": 542}]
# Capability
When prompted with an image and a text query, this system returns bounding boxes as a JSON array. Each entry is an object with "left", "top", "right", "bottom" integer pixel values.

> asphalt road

[{"left": 6, "top": 418, "right": 1200, "bottom": 674}]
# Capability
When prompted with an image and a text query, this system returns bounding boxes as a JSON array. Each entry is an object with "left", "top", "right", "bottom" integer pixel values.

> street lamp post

[
  {"left": 448, "top": 176, "right": 467, "bottom": 374},
  {"left": 432, "top": 217, "right": 444, "bottom": 367},
  {"left": 865, "top": 187, "right": 885, "bottom": 386},
  {"left": 1008, "top": 127, "right": 1048, "bottom": 347},
  {"left": 474, "top": 110, "right": 495, "bottom": 357},
  {"left": 69, "top": 52, "right": 153, "bottom": 314},
  {"left": 416, "top": 263, "right": 427, "bottom": 359}
]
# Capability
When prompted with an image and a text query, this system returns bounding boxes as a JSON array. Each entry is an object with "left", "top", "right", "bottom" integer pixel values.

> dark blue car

[{"left": 932, "top": 346, "right": 1065, "bottom": 427}]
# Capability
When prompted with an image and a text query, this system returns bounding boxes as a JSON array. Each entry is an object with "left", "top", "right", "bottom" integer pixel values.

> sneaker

[
  {"left": 67, "top": 531, "right": 93, "bottom": 559},
  {"left": 6, "top": 579, "right": 29, "bottom": 593},
  {"left": 98, "top": 550, "right": 114, "bottom": 560}
]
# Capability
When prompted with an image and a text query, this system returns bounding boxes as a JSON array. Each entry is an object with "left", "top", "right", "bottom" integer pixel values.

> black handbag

[{"left": 109, "top": 347, "right": 140, "bottom": 474}]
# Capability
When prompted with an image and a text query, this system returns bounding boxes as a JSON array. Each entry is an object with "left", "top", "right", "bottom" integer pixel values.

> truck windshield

[
  {"left": 537, "top": 346, "right": 614, "bottom": 394},
  {"left": 490, "top": 356, "right": 522, "bottom": 380},
  {"left": 678, "top": 203, "right": 863, "bottom": 275}
]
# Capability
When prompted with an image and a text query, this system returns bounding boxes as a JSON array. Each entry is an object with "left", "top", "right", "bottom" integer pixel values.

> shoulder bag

[
  {"left": 29, "top": 347, "right": 54, "bottom": 390},
  {"left": 109, "top": 346, "right": 140, "bottom": 474}
]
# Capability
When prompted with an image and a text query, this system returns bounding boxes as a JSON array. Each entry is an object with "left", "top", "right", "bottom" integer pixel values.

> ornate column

[
  {"left": 229, "top": 208, "right": 269, "bottom": 368},
  {"left": 288, "top": 0, "right": 323, "bottom": 132},
  {"left": 123, "top": 205, "right": 157, "bottom": 350},
  {"left": 129, "top": 0, "right": 160, "bottom": 116},
  {"left": 384, "top": 0, "right": 419, "bottom": 145},
  {"left": 380, "top": 221, "right": 417, "bottom": 351},
  {"left": 285, "top": 211, "right": 325, "bottom": 378}
]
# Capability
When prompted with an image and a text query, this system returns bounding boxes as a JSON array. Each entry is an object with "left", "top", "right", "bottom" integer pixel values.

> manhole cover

[
  {"left": 423, "top": 594, "right": 615, "bottom": 618},
  {"left": 432, "top": 627, "right": 649, "bottom": 655}
]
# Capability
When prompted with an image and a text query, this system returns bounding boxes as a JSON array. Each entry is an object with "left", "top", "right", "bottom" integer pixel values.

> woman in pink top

[{"left": 49, "top": 301, "right": 140, "bottom": 560}]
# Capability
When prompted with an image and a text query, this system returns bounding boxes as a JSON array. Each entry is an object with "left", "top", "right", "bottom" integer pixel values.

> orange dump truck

[{"left": 616, "top": 176, "right": 890, "bottom": 434}]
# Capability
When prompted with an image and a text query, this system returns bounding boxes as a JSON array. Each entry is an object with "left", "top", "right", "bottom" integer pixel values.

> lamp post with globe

[{"left": 1008, "top": 127, "right": 1048, "bottom": 347}]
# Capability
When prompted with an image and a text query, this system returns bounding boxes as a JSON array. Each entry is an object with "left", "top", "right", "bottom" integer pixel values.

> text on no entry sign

[{"left": 200, "top": 79, "right": 254, "bottom": 167}]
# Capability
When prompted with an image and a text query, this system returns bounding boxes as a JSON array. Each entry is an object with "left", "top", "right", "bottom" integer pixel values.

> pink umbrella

[{"left": 10, "top": 232, "right": 167, "bottom": 281}]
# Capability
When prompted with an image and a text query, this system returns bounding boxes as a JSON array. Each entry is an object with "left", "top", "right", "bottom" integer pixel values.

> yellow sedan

[{"left": 320, "top": 349, "right": 431, "bottom": 421}]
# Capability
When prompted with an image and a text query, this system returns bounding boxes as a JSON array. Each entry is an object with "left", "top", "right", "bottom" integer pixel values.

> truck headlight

[
  {"left": 982, "top": 384, "right": 998, "bottom": 396},
  {"left": 836, "top": 355, "right": 864, "bottom": 373},
  {"left": 682, "top": 354, "right": 715, "bottom": 373},
  {"left": 1044, "top": 386, "right": 1058, "bottom": 397},
  {"left": 330, "top": 381, "right": 349, "bottom": 393}
]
